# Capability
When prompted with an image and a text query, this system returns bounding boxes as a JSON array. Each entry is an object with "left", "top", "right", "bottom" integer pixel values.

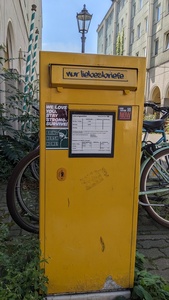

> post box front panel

[{"left": 43, "top": 104, "right": 139, "bottom": 294}]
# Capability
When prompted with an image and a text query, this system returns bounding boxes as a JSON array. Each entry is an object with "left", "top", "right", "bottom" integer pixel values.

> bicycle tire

[
  {"left": 140, "top": 147, "right": 169, "bottom": 227},
  {"left": 6, "top": 148, "right": 39, "bottom": 233},
  {"left": 30, "top": 148, "right": 39, "bottom": 181},
  {"left": 16, "top": 154, "right": 39, "bottom": 221}
]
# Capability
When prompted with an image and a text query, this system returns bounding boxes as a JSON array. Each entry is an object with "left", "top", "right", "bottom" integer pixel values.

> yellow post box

[{"left": 40, "top": 51, "right": 146, "bottom": 300}]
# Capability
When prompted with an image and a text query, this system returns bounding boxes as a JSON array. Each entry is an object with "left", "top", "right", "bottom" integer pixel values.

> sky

[{"left": 42, "top": 0, "right": 112, "bottom": 54}]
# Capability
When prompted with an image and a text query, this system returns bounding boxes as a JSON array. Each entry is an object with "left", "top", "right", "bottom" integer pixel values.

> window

[
  {"left": 166, "top": 0, "right": 169, "bottom": 13},
  {"left": 116, "top": 23, "right": 119, "bottom": 35},
  {"left": 117, "top": 2, "right": 120, "bottom": 14},
  {"left": 139, "top": 0, "right": 143, "bottom": 9},
  {"left": 154, "top": 39, "right": 159, "bottom": 55},
  {"left": 130, "top": 30, "right": 134, "bottom": 44},
  {"left": 156, "top": 4, "right": 161, "bottom": 22},
  {"left": 165, "top": 32, "right": 169, "bottom": 49},
  {"left": 106, "top": 12, "right": 113, "bottom": 29},
  {"left": 137, "top": 23, "right": 141, "bottom": 39},
  {"left": 106, "top": 37, "right": 108, "bottom": 48},
  {"left": 121, "top": 18, "right": 124, "bottom": 29},
  {"left": 109, "top": 34, "right": 111, "bottom": 46},
  {"left": 144, "top": 17, "right": 148, "bottom": 32},
  {"left": 132, "top": 2, "right": 136, "bottom": 17},
  {"left": 98, "top": 27, "right": 103, "bottom": 39},
  {"left": 143, "top": 47, "right": 147, "bottom": 56},
  {"left": 121, "top": 0, "right": 125, "bottom": 8}
]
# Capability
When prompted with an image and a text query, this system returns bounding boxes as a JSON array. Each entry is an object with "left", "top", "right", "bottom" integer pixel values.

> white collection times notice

[{"left": 71, "top": 114, "right": 113, "bottom": 154}]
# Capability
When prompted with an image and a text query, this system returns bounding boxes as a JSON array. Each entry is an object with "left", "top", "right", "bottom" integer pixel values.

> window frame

[
  {"left": 132, "top": 2, "right": 136, "bottom": 18},
  {"left": 156, "top": 4, "right": 161, "bottom": 22},
  {"left": 137, "top": 23, "right": 141, "bottom": 39},
  {"left": 144, "top": 17, "right": 148, "bottom": 32},
  {"left": 139, "top": 0, "right": 143, "bottom": 10},
  {"left": 154, "top": 38, "right": 159, "bottom": 55},
  {"left": 130, "top": 30, "right": 134, "bottom": 44},
  {"left": 165, "top": 32, "right": 169, "bottom": 50}
]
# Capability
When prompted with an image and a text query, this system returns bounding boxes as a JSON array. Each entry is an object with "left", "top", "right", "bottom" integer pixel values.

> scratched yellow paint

[{"left": 40, "top": 52, "right": 146, "bottom": 295}]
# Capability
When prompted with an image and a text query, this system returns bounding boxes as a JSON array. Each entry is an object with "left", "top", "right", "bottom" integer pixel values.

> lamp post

[{"left": 76, "top": 4, "right": 92, "bottom": 53}]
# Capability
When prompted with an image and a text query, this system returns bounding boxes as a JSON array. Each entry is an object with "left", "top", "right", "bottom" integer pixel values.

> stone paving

[
  {"left": 137, "top": 205, "right": 169, "bottom": 282},
  {"left": 0, "top": 180, "right": 169, "bottom": 283}
]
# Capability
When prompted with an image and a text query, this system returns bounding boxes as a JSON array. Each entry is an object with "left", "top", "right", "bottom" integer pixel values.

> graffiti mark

[
  {"left": 80, "top": 168, "right": 109, "bottom": 190},
  {"left": 100, "top": 236, "right": 105, "bottom": 252}
]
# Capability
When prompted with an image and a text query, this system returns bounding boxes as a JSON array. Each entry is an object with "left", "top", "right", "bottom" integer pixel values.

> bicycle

[
  {"left": 6, "top": 103, "right": 169, "bottom": 233},
  {"left": 142, "top": 101, "right": 168, "bottom": 145},
  {"left": 139, "top": 102, "right": 169, "bottom": 227},
  {"left": 6, "top": 147, "right": 39, "bottom": 233}
]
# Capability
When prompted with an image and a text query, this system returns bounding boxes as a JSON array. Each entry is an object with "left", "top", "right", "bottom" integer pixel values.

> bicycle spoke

[
  {"left": 140, "top": 148, "right": 169, "bottom": 227},
  {"left": 6, "top": 148, "right": 39, "bottom": 233}
]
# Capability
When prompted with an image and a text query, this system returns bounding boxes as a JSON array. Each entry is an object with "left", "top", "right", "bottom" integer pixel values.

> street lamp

[{"left": 76, "top": 4, "right": 92, "bottom": 53}]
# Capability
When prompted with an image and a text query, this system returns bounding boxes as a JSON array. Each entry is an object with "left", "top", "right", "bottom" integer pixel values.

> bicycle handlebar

[{"left": 144, "top": 102, "right": 169, "bottom": 112}]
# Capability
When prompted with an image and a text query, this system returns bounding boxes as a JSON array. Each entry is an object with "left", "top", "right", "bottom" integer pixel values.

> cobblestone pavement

[
  {"left": 1, "top": 180, "right": 169, "bottom": 283},
  {"left": 137, "top": 206, "right": 169, "bottom": 282}
]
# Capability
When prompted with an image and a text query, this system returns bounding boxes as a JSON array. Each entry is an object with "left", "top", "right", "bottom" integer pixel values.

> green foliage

[
  {"left": 135, "top": 251, "right": 145, "bottom": 272},
  {"left": 116, "top": 30, "right": 124, "bottom": 55},
  {"left": 0, "top": 223, "right": 48, "bottom": 299},
  {"left": 132, "top": 251, "right": 169, "bottom": 300},
  {"left": 116, "top": 33, "right": 121, "bottom": 55},
  {"left": 165, "top": 119, "right": 169, "bottom": 133},
  {"left": 144, "top": 113, "right": 156, "bottom": 121},
  {"left": 0, "top": 48, "right": 39, "bottom": 179}
]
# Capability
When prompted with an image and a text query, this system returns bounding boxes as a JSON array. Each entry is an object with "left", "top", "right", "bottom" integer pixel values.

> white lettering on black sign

[{"left": 46, "top": 104, "right": 68, "bottom": 128}]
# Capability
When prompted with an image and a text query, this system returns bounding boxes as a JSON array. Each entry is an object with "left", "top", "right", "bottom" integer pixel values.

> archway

[
  {"left": 146, "top": 86, "right": 161, "bottom": 118},
  {"left": 6, "top": 21, "right": 15, "bottom": 69},
  {"left": 151, "top": 86, "right": 161, "bottom": 104},
  {"left": 164, "top": 83, "right": 169, "bottom": 106}
]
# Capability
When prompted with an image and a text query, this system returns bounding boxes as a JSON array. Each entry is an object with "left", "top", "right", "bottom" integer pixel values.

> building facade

[
  {"left": 97, "top": 0, "right": 169, "bottom": 106},
  {"left": 0, "top": 0, "right": 42, "bottom": 74},
  {"left": 0, "top": 0, "right": 42, "bottom": 129}
]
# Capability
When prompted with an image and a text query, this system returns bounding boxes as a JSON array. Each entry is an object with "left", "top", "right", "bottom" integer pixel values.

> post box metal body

[{"left": 40, "top": 52, "right": 146, "bottom": 299}]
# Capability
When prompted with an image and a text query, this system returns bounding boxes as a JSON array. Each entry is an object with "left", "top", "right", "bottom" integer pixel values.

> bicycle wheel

[
  {"left": 6, "top": 148, "right": 39, "bottom": 233},
  {"left": 140, "top": 147, "right": 169, "bottom": 227},
  {"left": 30, "top": 147, "right": 39, "bottom": 181},
  {"left": 16, "top": 153, "right": 39, "bottom": 221}
]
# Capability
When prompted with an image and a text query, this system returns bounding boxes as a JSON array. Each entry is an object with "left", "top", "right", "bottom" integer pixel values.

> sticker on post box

[
  {"left": 46, "top": 129, "right": 68, "bottom": 149},
  {"left": 118, "top": 106, "right": 132, "bottom": 121},
  {"left": 46, "top": 104, "right": 68, "bottom": 127},
  {"left": 46, "top": 104, "right": 68, "bottom": 149},
  {"left": 69, "top": 111, "right": 115, "bottom": 157}
]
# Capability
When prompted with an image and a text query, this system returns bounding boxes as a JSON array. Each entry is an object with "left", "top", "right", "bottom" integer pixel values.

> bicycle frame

[{"left": 142, "top": 128, "right": 167, "bottom": 144}]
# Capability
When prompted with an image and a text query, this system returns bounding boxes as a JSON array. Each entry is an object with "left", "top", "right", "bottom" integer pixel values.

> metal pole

[
  {"left": 81, "top": 32, "right": 86, "bottom": 53},
  {"left": 31, "top": 28, "right": 39, "bottom": 83}
]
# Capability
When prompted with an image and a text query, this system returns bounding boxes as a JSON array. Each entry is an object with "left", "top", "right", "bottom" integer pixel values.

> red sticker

[{"left": 118, "top": 106, "right": 132, "bottom": 120}]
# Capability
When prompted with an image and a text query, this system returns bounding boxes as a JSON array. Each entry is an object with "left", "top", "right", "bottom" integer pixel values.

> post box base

[{"left": 45, "top": 290, "right": 131, "bottom": 300}]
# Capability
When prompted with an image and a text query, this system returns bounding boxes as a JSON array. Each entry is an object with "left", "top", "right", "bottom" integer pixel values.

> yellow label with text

[{"left": 50, "top": 65, "right": 137, "bottom": 90}]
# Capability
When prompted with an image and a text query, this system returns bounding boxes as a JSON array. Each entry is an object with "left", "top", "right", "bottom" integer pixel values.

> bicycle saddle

[{"left": 143, "top": 119, "right": 165, "bottom": 131}]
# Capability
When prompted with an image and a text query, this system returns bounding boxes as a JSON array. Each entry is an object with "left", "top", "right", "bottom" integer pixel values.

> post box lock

[{"left": 57, "top": 168, "right": 66, "bottom": 181}]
